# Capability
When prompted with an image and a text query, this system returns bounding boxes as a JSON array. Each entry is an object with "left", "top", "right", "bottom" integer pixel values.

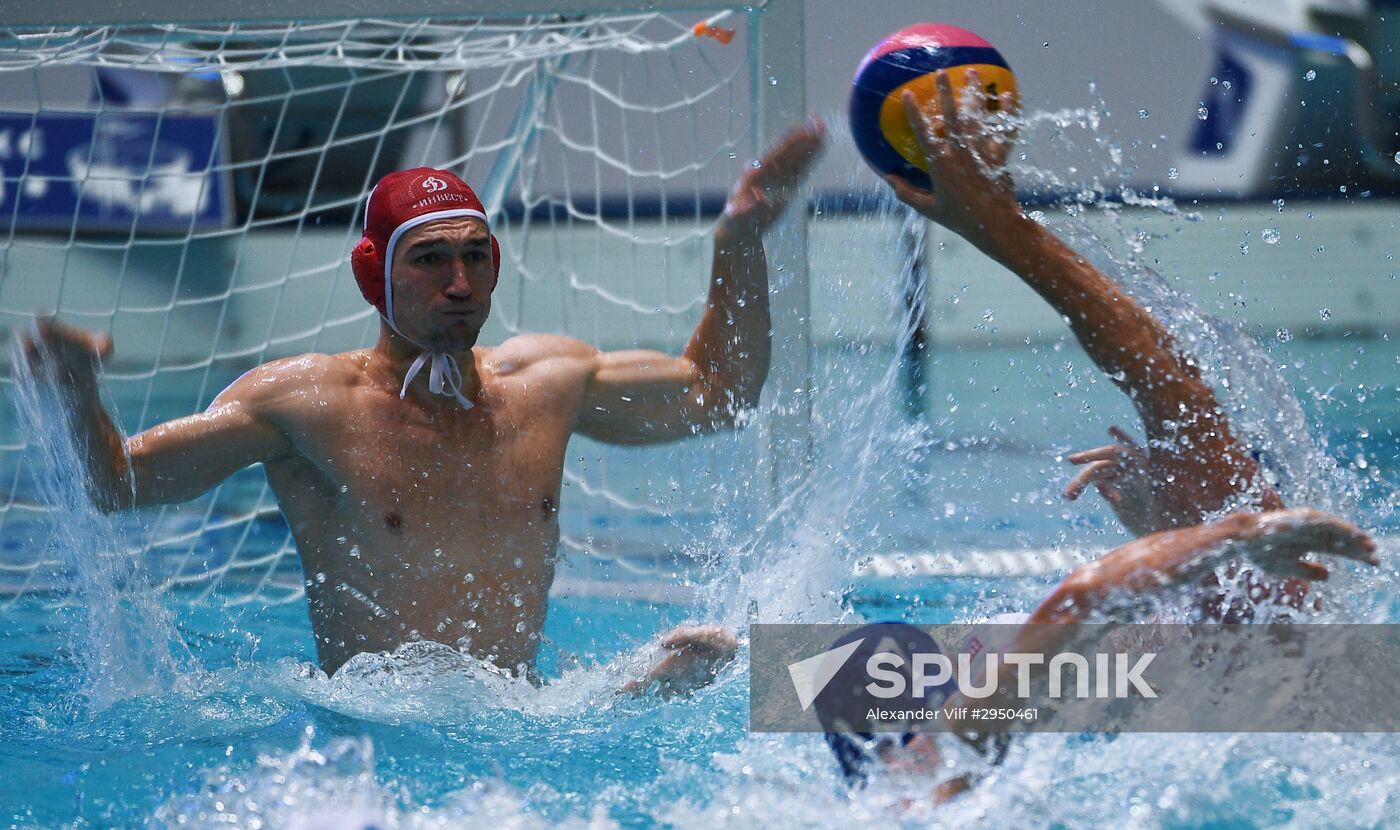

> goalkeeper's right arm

[{"left": 23, "top": 318, "right": 294, "bottom": 511}]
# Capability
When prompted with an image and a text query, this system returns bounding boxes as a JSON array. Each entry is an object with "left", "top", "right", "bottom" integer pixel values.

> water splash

[
  {"left": 152, "top": 727, "right": 620, "bottom": 829},
  {"left": 10, "top": 336, "right": 195, "bottom": 713}
]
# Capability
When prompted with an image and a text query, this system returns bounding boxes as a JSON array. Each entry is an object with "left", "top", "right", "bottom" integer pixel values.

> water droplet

[
  {"left": 750, "top": 159, "right": 762, "bottom": 169},
  {"left": 1262, "top": 228, "right": 1280, "bottom": 244},
  {"left": 981, "top": 309, "right": 995, "bottom": 322},
  {"left": 1196, "top": 106, "right": 1209, "bottom": 121},
  {"left": 1166, "top": 167, "right": 1179, "bottom": 180},
  {"left": 336, "top": 536, "right": 348, "bottom": 545},
  {"left": 339, "top": 484, "right": 349, "bottom": 493},
  {"left": 1394, "top": 151, "right": 1400, "bottom": 165},
  {"left": 1317, "top": 244, "right": 1326, "bottom": 253},
  {"left": 1355, "top": 454, "right": 1369, "bottom": 470},
  {"left": 1320, "top": 308, "right": 1332, "bottom": 321},
  {"left": 1276, "top": 328, "right": 1292, "bottom": 342},
  {"left": 515, "top": 621, "right": 527, "bottom": 633},
  {"left": 1304, "top": 69, "right": 1316, "bottom": 81},
  {"left": 1209, "top": 76, "right": 1219, "bottom": 85},
  {"left": 1239, "top": 242, "right": 1249, "bottom": 255},
  {"left": 767, "top": 76, "right": 778, "bottom": 86},
  {"left": 1138, "top": 109, "right": 1150, "bottom": 119},
  {"left": 1221, "top": 80, "right": 1232, "bottom": 90},
  {"left": 1042, "top": 41, "right": 1050, "bottom": 48},
  {"left": 314, "top": 572, "right": 327, "bottom": 584},
  {"left": 349, "top": 545, "right": 361, "bottom": 559},
  {"left": 1273, "top": 198, "right": 1286, "bottom": 212},
  {"left": 511, "top": 594, "right": 524, "bottom": 608},
  {"left": 513, "top": 557, "right": 524, "bottom": 568}
]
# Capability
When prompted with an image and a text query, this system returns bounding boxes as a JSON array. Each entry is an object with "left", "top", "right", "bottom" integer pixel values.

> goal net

[{"left": 0, "top": 2, "right": 810, "bottom": 605}]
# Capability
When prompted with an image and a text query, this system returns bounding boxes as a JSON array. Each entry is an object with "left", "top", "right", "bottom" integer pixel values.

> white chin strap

[
  {"left": 379, "top": 206, "right": 490, "bottom": 411},
  {"left": 399, "top": 352, "right": 472, "bottom": 409}
]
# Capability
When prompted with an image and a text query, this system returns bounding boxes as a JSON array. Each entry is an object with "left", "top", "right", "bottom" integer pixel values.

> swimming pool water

[{"left": 2, "top": 330, "right": 1398, "bottom": 827}]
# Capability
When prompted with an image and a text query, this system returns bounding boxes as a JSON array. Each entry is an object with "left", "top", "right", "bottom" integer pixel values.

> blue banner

[{"left": 0, "top": 111, "right": 232, "bottom": 233}]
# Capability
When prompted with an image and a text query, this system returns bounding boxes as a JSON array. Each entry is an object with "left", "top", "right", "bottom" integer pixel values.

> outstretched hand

[
  {"left": 1064, "top": 426, "right": 1161, "bottom": 537},
  {"left": 883, "top": 68, "right": 1021, "bottom": 245},
  {"left": 718, "top": 116, "right": 826, "bottom": 243},
  {"left": 1244, "top": 508, "right": 1377, "bottom": 581},
  {"left": 20, "top": 317, "right": 112, "bottom": 395}
]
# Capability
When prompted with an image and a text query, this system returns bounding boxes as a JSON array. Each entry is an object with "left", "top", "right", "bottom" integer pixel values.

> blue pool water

[{"left": 3, "top": 322, "right": 1399, "bottom": 827}]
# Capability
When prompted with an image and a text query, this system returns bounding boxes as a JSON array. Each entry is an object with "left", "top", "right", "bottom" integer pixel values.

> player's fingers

[
  {"left": 934, "top": 70, "right": 960, "bottom": 135},
  {"left": 658, "top": 624, "right": 735, "bottom": 652},
  {"left": 1096, "top": 481, "right": 1123, "bottom": 507},
  {"left": 999, "top": 90, "right": 1015, "bottom": 119},
  {"left": 1279, "top": 559, "right": 1330, "bottom": 581},
  {"left": 1107, "top": 425, "right": 1141, "bottom": 448},
  {"left": 883, "top": 174, "right": 936, "bottom": 211},
  {"left": 1063, "top": 460, "right": 1116, "bottom": 500},
  {"left": 901, "top": 90, "right": 943, "bottom": 161},
  {"left": 760, "top": 116, "right": 827, "bottom": 182},
  {"left": 1320, "top": 520, "right": 1378, "bottom": 564},
  {"left": 1067, "top": 445, "right": 1123, "bottom": 465}
]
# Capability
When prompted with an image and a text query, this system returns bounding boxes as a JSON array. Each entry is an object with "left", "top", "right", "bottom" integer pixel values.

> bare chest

[{"left": 299, "top": 398, "right": 571, "bottom": 534}]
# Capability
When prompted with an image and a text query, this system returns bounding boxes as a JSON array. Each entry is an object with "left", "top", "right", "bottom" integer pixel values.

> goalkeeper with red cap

[{"left": 23, "top": 118, "right": 826, "bottom": 683}]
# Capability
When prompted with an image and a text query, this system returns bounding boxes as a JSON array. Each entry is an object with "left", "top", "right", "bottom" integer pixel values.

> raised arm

[
  {"left": 882, "top": 70, "right": 1278, "bottom": 534},
  {"left": 575, "top": 118, "right": 825, "bottom": 445},
  {"left": 22, "top": 318, "right": 293, "bottom": 511}
]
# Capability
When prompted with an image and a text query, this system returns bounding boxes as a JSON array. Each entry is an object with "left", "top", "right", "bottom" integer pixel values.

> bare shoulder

[
  {"left": 212, "top": 351, "right": 365, "bottom": 415},
  {"left": 486, "top": 334, "right": 599, "bottom": 377}
]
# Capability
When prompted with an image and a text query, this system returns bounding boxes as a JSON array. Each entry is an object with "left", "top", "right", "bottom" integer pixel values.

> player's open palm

[
  {"left": 719, "top": 117, "right": 826, "bottom": 241},
  {"left": 1245, "top": 508, "right": 1377, "bottom": 581},
  {"left": 1064, "top": 426, "right": 1161, "bottom": 537},
  {"left": 20, "top": 317, "right": 112, "bottom": 393}
]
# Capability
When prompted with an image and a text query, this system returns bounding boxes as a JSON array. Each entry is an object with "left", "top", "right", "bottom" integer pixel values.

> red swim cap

[{"left": 350, "top": 167, "right": 501, "bottom": 323}]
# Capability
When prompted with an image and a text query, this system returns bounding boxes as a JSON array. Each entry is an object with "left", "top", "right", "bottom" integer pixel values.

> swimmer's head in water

[{"left": 351, "top": 167, "right": 501, "bottom": 328}]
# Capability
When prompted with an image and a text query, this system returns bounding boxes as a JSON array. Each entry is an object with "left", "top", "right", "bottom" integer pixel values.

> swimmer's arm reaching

[
  {"left": 883, "top": 69, "right": 1270, "bottom": 532},
  {"left": 937, "top": 508, "right": 1375, "bottom": 743},
  {"left": 22, "top": 318, "right": 293, "bottom": 511},
  {"left": 573, "top": 118, "right": 825, "bottom": 445}
]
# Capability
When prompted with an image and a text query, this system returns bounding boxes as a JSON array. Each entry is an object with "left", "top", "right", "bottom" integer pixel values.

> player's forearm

[
  {"left": 970, "top": 210, "right": 1171, "bottom": 377},
  {"left": 66, "top": 383, "right": 136, "bottom": 512},
  {"left": 1032, "top": 512, "right": 1263, "bottom": 623},
  {"left": 682, "top": 228, "right": 773, "bottom": 421}
]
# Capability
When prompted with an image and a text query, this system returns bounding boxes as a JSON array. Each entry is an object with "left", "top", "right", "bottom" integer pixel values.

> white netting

[{"left": 0, "top": 7, "right": 783, "bottom": 605}]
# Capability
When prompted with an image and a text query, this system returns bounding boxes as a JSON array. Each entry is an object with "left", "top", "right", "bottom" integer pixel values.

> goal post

[{"left": 0, "top": 0, "right": 812, "bottom": 604}]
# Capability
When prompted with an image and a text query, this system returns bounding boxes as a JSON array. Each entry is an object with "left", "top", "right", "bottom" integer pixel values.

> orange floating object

[{"left": 693, "top": 21, "right": 735, "bottom": 44}]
